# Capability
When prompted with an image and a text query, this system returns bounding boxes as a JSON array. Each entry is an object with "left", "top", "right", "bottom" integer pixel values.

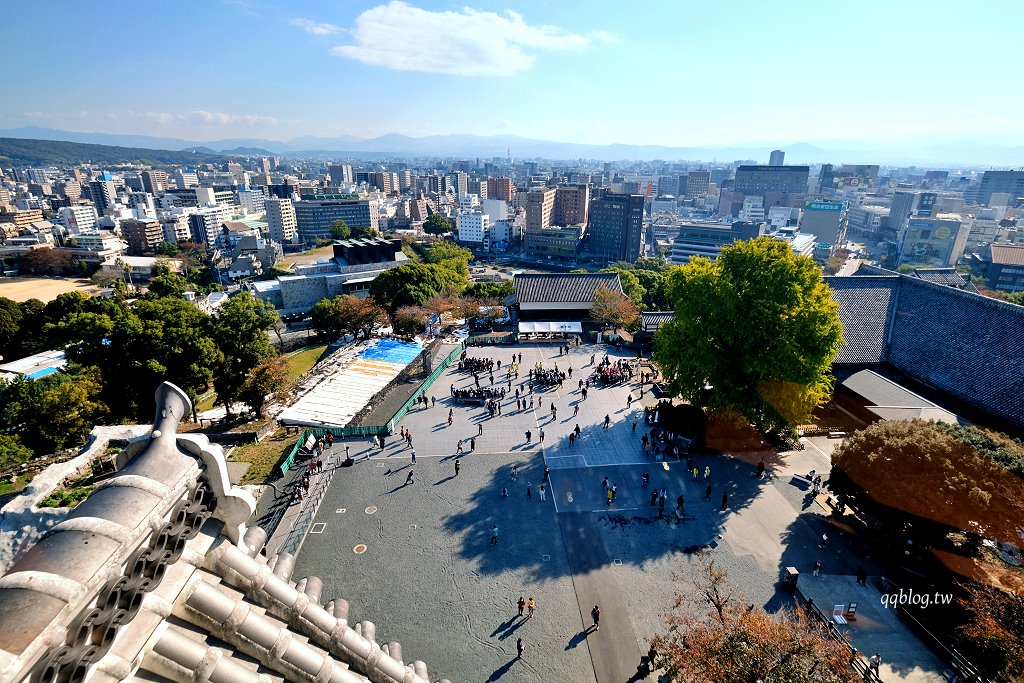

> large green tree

[
  {"left": 654, "top": 237, "right": 843, "bottom": 437},
  {"left": 147, "top": 273, "right": 190, "bottom": 299},
  {"left": 329, "top": 219, "right": 351, "bottom": 241},
  {"left": 308, "top": 295, "right": 389, "bottom": 340},
  {"left": 369, "top": 262, "right": 466, "bottom": 311},
  {"left": 210, "top": 293, "right": 278, "bottom": 415},
  {"left": 0, "top": 367, "right": 107, "bottom": 455},
  {"left": 0, "top": 434, "right": 33, "bottom": 469},
  {"left": 423, "top": 213, "right": 451, "bottom": 235},
  {"left": 425, "top": 241, "right": 474, "bottom": 277}
]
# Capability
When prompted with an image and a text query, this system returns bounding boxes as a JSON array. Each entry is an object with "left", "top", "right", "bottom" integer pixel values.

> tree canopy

[
  {"left": 424, "top": 241, "right": 474, "bottom": 277},
  {"left": 590, "top": 284, "right": 639, "bottom": 330},
  {"left": 654, "top": 237, "right": 843, "bottom": 437},
  {"left": 147, "top": 273, "right": 190, "bottom": 299},
  {"left": 423, "top": 213, "right": 452, "bottom": 235},
  {"left": 829, "top": 419, "right": 1024, "bottom": 548},
  {"left": 329, "top": 219, "right": 351, "bottom": 241},
  {"left": 651, "top": 556, "right": 859, "bottom": 683},
  {"left": 0, "top": 366, "right": 107, "bottom": 456},
  {"left": 210, "top": 293, "right": 278, "bottom": 415},
  {"left": 369, "top": 262, "right": 466, "bottom": 311},
  {"left": 309, "top": 295, "right": 389, "bottom": 341}
]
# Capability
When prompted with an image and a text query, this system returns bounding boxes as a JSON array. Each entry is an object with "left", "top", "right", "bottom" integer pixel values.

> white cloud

[
  {"left": 141, "top": 111, "right": 277, "bottom": 126},
  {"left": 290, "top": 18, "right": 342, "bottom": 35},
  {"left": 330, "top": 1, "right": 594, "bottom": 76}
]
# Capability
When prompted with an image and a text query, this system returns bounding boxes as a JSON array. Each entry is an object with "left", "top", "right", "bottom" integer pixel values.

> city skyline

[{"left": 5, "top": 0, "right": 1024, "bottom": 154}]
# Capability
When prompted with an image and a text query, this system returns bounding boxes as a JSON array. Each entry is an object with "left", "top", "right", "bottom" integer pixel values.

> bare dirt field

[
  {"left": 0, "top": 277, "right": 100, "bottom": 303},
  {"left": 282, "top": 246, "right": 333, "bottom": 268}
]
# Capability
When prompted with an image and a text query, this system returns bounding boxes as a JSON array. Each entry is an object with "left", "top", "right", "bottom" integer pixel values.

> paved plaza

[{"left": 291, "top": 343, "right": 950, "bottom": 683}]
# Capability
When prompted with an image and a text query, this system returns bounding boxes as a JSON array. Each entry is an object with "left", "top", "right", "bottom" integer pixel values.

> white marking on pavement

[{"left": 310, "top": 523, "right": 326, "bottom": 534}]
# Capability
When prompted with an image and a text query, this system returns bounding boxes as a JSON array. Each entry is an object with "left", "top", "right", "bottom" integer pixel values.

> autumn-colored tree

[
  {"left": 20, "top": 247, "right": 74, "bottom": 275},
  {"left": 654, "top": 237, "right": 843, "bottom": 438},
  {"left": 239, "top": 355, "right": 289, "bottom": 418},
  {"left": 392, "top": 305, "right": 430, "bottom": 337},
  {"left": 956, "top": 583, "right": 1024, "bottom": 682},
  {"left": 651, "top": 555, "right": 860, "bottom": 683},
  {"left": 829, "top": 419, "right": 1024, "bottom": 549},
  {"left": 590, "top": 284, "right": 639, "bottom": 330},
  {"left": 309, "top": 295, "right": 389, "bottom": 341}
]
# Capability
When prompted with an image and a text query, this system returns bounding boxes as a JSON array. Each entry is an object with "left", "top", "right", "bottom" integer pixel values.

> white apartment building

[
  {"left": 159, "top": 208, "right": 195, "bottom": 244},
  {"left": 57, "top": 205, "right": 99, "bottom": 233},
  {"left": 238, "top": 189, "right": 266, "bottom": 214},
  {"left": 265, "top": 197, "right": 298, "bottom": 244},
  {"left": 482, "top": 199, "right": 509, "bottom": 224},
  {"left": 456, "top": 212, "right": 490, "bottom": 244},
  {"left": 739, "top": 196, "right": 765, "bottom": 223}
]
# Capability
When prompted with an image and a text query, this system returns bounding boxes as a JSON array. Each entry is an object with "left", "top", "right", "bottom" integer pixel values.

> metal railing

[
  {"left": 278, "top": 453, "right": 338, "bottom": 557},
  {"left": 798, "top": 591, "right": 882, "bottom": 682}
]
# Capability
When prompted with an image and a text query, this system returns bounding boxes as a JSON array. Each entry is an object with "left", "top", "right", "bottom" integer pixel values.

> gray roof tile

[{"left": 514, "top": 273, "right": 622, "bottom": 304}]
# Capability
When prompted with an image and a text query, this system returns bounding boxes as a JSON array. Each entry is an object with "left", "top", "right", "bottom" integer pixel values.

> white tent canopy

[{"left": 518, "top": 321, "right": 582, "bottom": 334}]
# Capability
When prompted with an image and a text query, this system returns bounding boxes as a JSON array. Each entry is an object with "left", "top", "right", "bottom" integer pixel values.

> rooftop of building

[
  {"left": 990, "top": 243, "right": 1024, "bottom": 266},
  {"left": 513, "top": 272, "right": 623, "bottom": 304}
]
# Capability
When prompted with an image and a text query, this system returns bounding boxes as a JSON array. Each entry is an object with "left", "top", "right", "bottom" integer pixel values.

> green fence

[
  {"left": 278, "top": 342, "right": 466, "bottom": 476},
  {"left": 466, "top": 332, "right": 518, "bottom": 345}
]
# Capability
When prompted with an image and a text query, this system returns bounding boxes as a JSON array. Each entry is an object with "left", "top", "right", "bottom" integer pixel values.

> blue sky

[{"left": 4, "top": 0, "right": 1022, "bottom": 147}]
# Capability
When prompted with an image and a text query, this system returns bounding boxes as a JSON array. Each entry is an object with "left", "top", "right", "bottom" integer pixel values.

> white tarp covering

[{"left": 518, "top": 321, "right": 583, "bottom": 333}]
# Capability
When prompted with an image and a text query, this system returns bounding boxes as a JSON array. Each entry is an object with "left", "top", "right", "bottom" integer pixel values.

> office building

[
  {"left": 120, "top": 218, "right": 163, "bottom": 255},
  {"left": 669, "top": 221, "right": 765, "bottom": 264},
  {"left": 799, "top": 201, "right": 846, "bottom": 254},
  {"left": 887, "top": 191, "right": 937, "bottom": 239},
  {"left": 237, "top": 189, "right": 266, "bottom": 214},
  {"left": 57, "top": 205, "right": 99, "bottom": 233},
  {"left": 524, "top": 188, "right": 556, "bottom": 231},
  {"left": 188, "top": 205, "right": 233, "bottom": 247},
  {"left": 369, "top": 172, "right": 398, "bottom": 194},
  {"left": 733, "top": 165, "right": 809, "bottom": 195},
  {"left": 456, "top": 212, "right": 490, "bottom": 244},
  {"left": 977, "top": 171, "right": 1024, "bottom": 207},
  {"left": 524, "top": 225, "right": 583, "bottom": 261},
  {"left": 684, "top": 171, "right": 710, "bottom": 199},
  {"left": 141, "top": 171, "right": 168, "bottom": 195},
  {"left": 466, "top": 179, "right": 488, "bottom": 200},
  {"left": 448, "top": 172, "right": 469, "bottom": 197},
  {"left": 487, "top": 177, "right": 515, "bottom": 201},
  {"left": 980, "top": 243, "right": 1024, "bottom": 293},
  {"left": 293, "top": 195, "right": 379, "bottom": 244},
  {"left": 0, "top": 208, "right": 44, "bottom": 230},
  {"left": 848, "top": 205, "right": 889, "bottom": 237},
  {"left": 896, "top": 214, "right": 971, "bottom": 268},
  {"left": 265, "top": 198, "right": 298, "bottom": 244},
  {"left": 768, "top": 150, "right": 785, "bottom": 166},
  {"left": 554, "top": 184, "right": 590, "bottom": 226},
  {"left": 328, "top": 164, "right": 353, "bottom": 185},
  {"left": 587, "top": 192, "right": 645, "bottom": 262},
  {"left": 89, "top": 179, "right": 118, "bottom": 215}
]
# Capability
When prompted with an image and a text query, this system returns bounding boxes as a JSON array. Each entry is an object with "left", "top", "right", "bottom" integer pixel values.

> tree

[
  {"left": 154, "top": 241, "right": 180, "bottom": 257},
  {"left": 310, "top": 297, "right": 343, "bottom": 339},
  {"left": 956, "top": 583, "right": 1024, "bottom": 682},
  {"left": 590, "top": 284, "right": 639, "bottom": 330},
  {"left": 0, "top": 434, "right": 33, "bottom": 469},
  {"left": 351, "top": 222, "right": 380, "bottom": 239},
  {"left": 392, "top": 305, "right": 429, "bottom": 337},
  {"left": 210, "top": 293, "right": 278, "bottom": 416},
  {"left": 602, "top": 267, "right": 645, "bottom": 306},
  {"left": 423, "top": 213, "right": 452, "bottom": 236},
  {"left": 0, "top": 367, "right": 108, "bottom": 455},
  {"left": 1006, "top": 291, "right": 1024, "bottom": 306},
  {"left": 335, "top": 295, "right": 389, "bottom": 340},
  {"left": 651, "top": 555, "right": 859, "bottom": 683},
  {"left": 829, "top": 419, "right": 1024, "bottom": 549},
  {"left": 654, "top": 237, "right": 843, "bottom": 438},
  {"left": 0, "top": 297, "right": 23, "bottom": 359},
  {"left": 147, "top": 273, "right": 190, "bottom": 299},
  {"left": 20, "top": 248, "right": 74, "bottom": 276},
  {"left": 329, "top": 219, "right": 351, "bottom": 241},
  {"left": 464, "top": 281, "right": 514, "bottom": 299},
  {"left": 425, "top": 241, "right": 474, "bottom": 277},
  {"left": 635, "top": 268, "right": 670, "bottom": 310},
  {"left": 239, "top": 355, "right": 288, "bottom": 418},
  {"left": 369, "top": 262, "right": 466, "bottom": 311}
]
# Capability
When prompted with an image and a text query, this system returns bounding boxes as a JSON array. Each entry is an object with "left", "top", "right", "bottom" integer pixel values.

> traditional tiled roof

[
  {"left": 910, "top": 268, "right": 967, "bottom": 288},
  {"left": 640, "top": 311, "right": 674, "bottom": 332},
  {"left": 0, "top": 383, "right": 449, "bottom": 683},
  {"left": 824, "top": 275, "right": 897, "bottom": 365},
  {"left": 514, "top": 272, "right": 622, "bottom": 305},
  {"left": 841, "top": 369, "right": 934, "bottom": 408}
]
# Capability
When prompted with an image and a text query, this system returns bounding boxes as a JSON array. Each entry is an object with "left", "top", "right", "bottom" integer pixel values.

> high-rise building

[
  {"left": 265, "top": 199, "right": 297, "bottom": 244},
  {"left": 89, "top": 179, "right": 117, "bottom": 215},
  {"left": 799, "top": 201, "right": 846, "bottom": 255},
  {"left": 524, "top": 188, "right": 556, "bottom": 231},
  {"left": 120, "top": 218, "right": 163, "bottom": 255},
  {"left": 456, "top": 212, "right": 490, "bottom": 244},
  {"left": 188, "top": 205, "right": 234, "bottom": 247},
  {"left": 57, "top": 205, "right": 99, "bottom": 233},
  {"left": 486, "top": 177, "right": 515, "bottom": 201},
  {"left": 657, "top": 176, "right": 676, "bottom": 197},
  {"left": 733, "top": 166, "right": 809, "bottom": 195},
  {"left": 977, "top": 170, "right": 1024, "bottom": 207},
  {"left": 888, "top": 191, "right": 937, "bottom": 238},
  {"left": 293, "top": 195, "right": 380, "bottom": 244},
  {"left": 467, "top": 179, "right": 488, "bottom": 200},
  {"left": 587, "top": 192, "right": 645, "bottom": 262},
  {"left": 141, "top": 171, "right": 168, "bottom": 195},
  {"left": 553, "top": 184, "right": 590, "bottom": 226},
  {"left": 768, "top": 150, "right": 785, "bottom": 166},
  {"left": 369, "top": 172, "right": 398, "bottom": 194},
  {"left": 684, "top": 171, "right": 710, "bottom": 199},
  {"left": 448, "top": 172, "right": 469, "bottom": 197},
  {"left": 896, "top": 214, "right": 972, "bottom": 268}
]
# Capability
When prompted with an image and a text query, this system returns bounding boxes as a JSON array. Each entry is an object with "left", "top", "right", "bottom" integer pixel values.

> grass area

[
  {"left": 283, "top": 245, "right": 333, "bottom": 267},
  {"left": 285, "top": 344, "right": 328, "bottom": 383},
  {"left": 0, "top": 472, "right": 35, "bottom": 498},
  {"left": 38, "top": 473, "right": 96, "bottom": 509},
  {"left": 229, "top": 428, "right": 296, "bottom": 484}
]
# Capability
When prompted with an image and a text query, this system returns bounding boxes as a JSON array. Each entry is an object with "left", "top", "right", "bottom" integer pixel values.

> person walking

[
  {"left": 642, "top": 471, "right": 650, "bottom": 488},
  {"left": 611, "top": 484, "right": 618, "bottom": 500},
  {"left": 658, "top": 496, "right": 665, "bottom": 518},
  {"left": 602, "top": 476, "right": 609, "bottom": 491},
  {"left": 603, "top": 414, "right": 610, "bottom": 429},
  {"left": 406, "top": 469, "right": 415, "bottom": 485},
  {"left": 857, "top": 566, "right": 867, "bottom": 586},
  {"left": 543, "top": 465, "right": 550, "bottom": 482},
  {"left": 591, "top": 605, "right": 601, "bottom": 631},
  {"left": 607, "top": 488, "right": 614, "bottom": 506},
  {"left": 539, "top": 483, "right": 546, "bottom": 501},
  {"left": 676, "top": 494, "right": 685, "bottom": 511},
  {"left": 813, "top": 559, "right": 822, "bottom": 577},
  {"left": 721, "top": 491, "right": 729, "bottom": 510},
  {"left": 539, "top": 428, "right": 545, "bottom": 443},
  {"left": 491, "top": 525, "right": 499, "bottom": 545},
  {"left": 527, "top": 598, "right": 535, "bottom": 618},
  {"left": 692, "top": 467, "right": 699, "bottom": 480},
  {"left": 527, "top": 483, "right": 532, "bottom": 498},
  {"left": 454, "top": 460, "right": 460, "bottom": 477},
  {"left": 869, "top": 653, "right": 881, "bottom": 674},
  {"left": 525, "top": 430, "right": 532, "bottom": 444},
  {"left": 818, "top": 532, "right": 829, "bottom": 548},
  {"left": 574, "top": 404, "right": 579, "bottom": 417},
  {"left": 756, "top": 459, "right": 765, "bottom": 479},
  {"left": 470, "top": 438, "right": 476, "bottom": 452},
  {"left": 512, "top": 464, "right": 518, "bottom": 481},
  {"left": 457, "top": 439, "right": 464, "bottom": 454},
  {"left": 517, "top": 596, "right": 526, "bottom": 617},
  {"left": 704, "top": 465, "right": 710, "bottom": 480},
  {"left": 478, "top": 423, "right": 484, "bottom": 436},
  {"left": 516, "top": 637, "right": 525, "bottom": 659},
  {"left": 705, "top": 483, "right": 713, "bottom": 500},
  {"left": 651, "top": 490, "right": 659, "bottom": 506},
  {"left": 411, "top": 450, "right": 416, "bottom": 465}
]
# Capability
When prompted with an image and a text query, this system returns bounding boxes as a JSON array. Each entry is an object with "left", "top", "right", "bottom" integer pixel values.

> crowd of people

[{"left": 453, "top": 386, "right": 505, "bottom": 402}]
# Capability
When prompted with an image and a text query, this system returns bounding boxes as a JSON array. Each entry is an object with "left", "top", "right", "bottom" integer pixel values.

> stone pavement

[{"left": 280, "top": 342, "right": 950, "bottom": 683}]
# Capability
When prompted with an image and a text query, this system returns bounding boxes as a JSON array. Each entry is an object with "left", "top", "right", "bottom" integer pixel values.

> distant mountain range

[
  {"left": 0, "top": 126, "right": 1021, "bottom": 167},
  {"left": 0, "top": 137, "right": 228, "bottom": 167}
]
